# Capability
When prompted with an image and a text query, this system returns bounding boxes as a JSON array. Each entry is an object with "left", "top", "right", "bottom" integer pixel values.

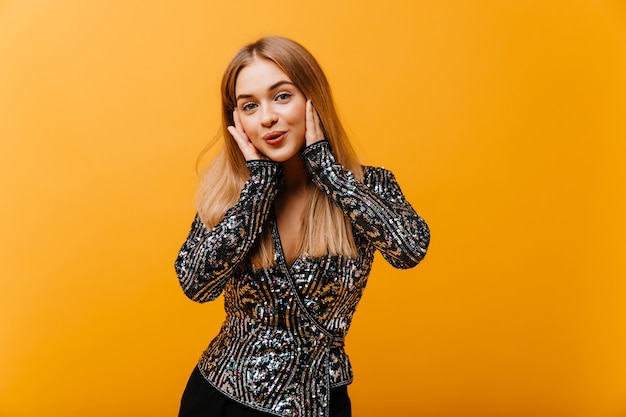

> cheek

[
  {"left": 289, "top": 102, "right": 307, "bottom": 127},
  {"left": 239, "top": 117, "right": 257, "bottom": 137}
]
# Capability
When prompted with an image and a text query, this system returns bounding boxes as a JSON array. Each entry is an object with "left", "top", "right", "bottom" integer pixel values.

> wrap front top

[{"left": 175, "top": 141, "right": 430, "bottom": 417}]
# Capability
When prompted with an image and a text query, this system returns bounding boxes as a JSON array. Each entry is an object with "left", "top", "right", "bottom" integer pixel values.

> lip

[{"left": 262, "top": 131, "right": 286, "bottom": 144}]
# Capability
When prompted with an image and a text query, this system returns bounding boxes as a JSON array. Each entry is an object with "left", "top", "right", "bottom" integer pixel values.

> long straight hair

[{"left": 196, "top": 36, "right": 363, "bottom": 268}]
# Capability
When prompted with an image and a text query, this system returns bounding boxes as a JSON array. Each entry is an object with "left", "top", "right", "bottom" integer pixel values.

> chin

[
  {"left": 266, "top": 155, "right": 296, "bottom": 163},
  {"left": 263, "top": 148, "right": 302, "bottom": 163}
]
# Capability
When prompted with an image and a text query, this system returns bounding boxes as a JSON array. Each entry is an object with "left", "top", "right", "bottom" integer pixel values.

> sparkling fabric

[{"left": 175, "top": 141, "right": 430, "bottom": 417}]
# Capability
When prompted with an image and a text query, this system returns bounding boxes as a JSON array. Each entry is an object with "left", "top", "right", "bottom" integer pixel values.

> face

[{"left": 234, "top": 58, "right": 307, "bottom": 163}]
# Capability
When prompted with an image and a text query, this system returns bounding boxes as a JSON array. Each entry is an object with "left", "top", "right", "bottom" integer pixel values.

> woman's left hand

[{"left": 305, "top": 100, "right": 325, "bottom": 146}]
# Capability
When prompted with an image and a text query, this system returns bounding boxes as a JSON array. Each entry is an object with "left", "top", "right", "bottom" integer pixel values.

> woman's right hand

[{"left": 227, "top": 110, "right": 266, "bottom": 161}]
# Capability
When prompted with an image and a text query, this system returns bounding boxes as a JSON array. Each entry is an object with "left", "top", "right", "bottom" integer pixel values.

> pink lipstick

[{"left": 263, "top": 131, "right": 285, "bottom": 145}]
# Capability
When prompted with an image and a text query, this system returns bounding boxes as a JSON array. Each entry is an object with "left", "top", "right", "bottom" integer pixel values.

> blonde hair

[{"left": 196, "top": 36, "right": 363, "bottom": 268}]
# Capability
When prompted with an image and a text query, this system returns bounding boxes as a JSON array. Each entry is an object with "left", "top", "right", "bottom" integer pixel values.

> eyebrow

[{"left": 236, "top": 80, "right": 295, "bottom": 101}]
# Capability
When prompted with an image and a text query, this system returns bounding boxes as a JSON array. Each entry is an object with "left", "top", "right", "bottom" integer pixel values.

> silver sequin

[{"left": 175, "top": 141, "right": 429, "bottom": 417}]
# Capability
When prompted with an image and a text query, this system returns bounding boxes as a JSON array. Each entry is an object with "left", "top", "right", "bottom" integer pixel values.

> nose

[{"left": 260, "top": 105, "right": 278, "bottom": 127}]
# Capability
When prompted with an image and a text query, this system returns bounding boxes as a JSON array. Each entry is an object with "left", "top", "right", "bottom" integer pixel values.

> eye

[
  {"left": 275, "top": 92, "right": 292, "bottom": 102},
  {"left": 241, "top": 102, "right": 257, "bottom": 112}
]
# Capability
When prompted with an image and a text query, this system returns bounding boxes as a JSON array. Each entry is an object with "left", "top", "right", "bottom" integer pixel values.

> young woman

[{"left": 175, "top": 36, "right": 430, "bottom": 417}]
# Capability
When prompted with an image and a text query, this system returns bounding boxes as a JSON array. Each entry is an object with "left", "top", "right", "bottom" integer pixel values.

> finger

[
  {"left": 227, "top": 125, "right": 247, "bottom": 151},
  {"left": 305, "top": 100, "right": 316, "bottom": 136},
  {"left": 233, "top": 109, "right": 244, "bottom": 133},
  {"left": 228, "top": 110, "right": 264, "bottom": 161},
  {"left": 305, "top": 100, "right": 324, "bottom": 145},
  {"left": 228, "top": 125, "right": 261, "bottom": 161},
  {"left": 312, "top": 103, "right": 322, "bottom": 138},
  {"left": 229, "top": 110, "right": 247, "bottom": 143}
]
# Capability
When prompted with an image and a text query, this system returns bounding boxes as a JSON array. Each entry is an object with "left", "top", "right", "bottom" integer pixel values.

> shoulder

[
  {"left": 362, "top": 165, "right": 407, "bottom": 199},
  {"left": 362, "top": 165, "right": 398, "bottom": 185}
]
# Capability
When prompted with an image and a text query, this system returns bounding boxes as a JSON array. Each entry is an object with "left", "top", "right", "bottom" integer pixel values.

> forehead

[{"left": 235, "top": 59, "right": 292, "bottom": 95}]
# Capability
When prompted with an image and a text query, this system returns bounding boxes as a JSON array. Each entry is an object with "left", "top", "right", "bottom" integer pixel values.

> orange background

[{"left": 1, "top": 1, "right": 625, "bottom": 416}]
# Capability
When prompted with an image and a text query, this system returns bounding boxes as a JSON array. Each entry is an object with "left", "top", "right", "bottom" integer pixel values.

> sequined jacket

[{"left": 175, "top": 141, "right": 429, "bottom": 417}]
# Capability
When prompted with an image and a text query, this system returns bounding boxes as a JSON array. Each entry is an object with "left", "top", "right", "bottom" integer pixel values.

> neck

[{"left": 280, "top": 155, "right": 309, "bottom": 192}]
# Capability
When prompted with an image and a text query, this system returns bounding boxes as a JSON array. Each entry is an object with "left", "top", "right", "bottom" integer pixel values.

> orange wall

[{"left": 1, "top": 1, "right": 625, "bottom": 416}]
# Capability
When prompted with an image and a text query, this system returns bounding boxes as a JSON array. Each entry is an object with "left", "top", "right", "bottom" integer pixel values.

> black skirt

[{"left": 179, "top": 366, "right": 352, "bottom": 417}]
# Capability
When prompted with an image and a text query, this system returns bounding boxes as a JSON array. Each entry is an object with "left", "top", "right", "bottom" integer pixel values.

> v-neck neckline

[
  {"left": 270, "top": 213, "right": 300, "bottom": 273},
  {"left": 269, "top": 213, "right": 335, "bottom": 342}
]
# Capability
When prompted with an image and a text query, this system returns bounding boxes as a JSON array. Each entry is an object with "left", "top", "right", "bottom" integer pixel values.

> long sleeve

[
  {"left": 175, "top": 161, "right": 282, "bottom": 302},
  {"left": 302, "top": 141, "right": 429, "bottom": 269}
]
